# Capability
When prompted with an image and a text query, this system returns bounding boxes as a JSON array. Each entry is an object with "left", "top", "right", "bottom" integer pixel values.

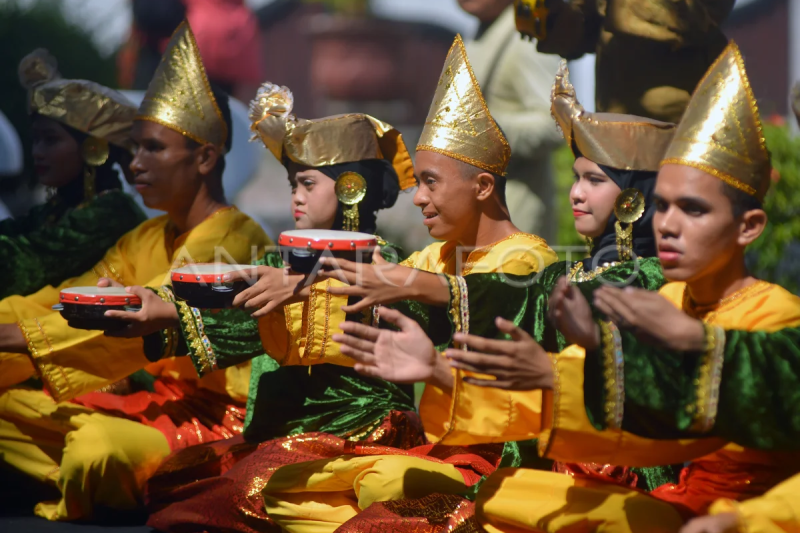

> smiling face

[
  {"left": 569, "top": 157, "right": 622, "bottom": 238},
  {"left": 31, "top": 115, "right": 83, "bottom": 188},
  {"left": 653, "top": 164, "right": 766, "bottom": 283},
  {"left": 287, "top": 164, "right": 338, "bottom": 230},
  {"left": 413, "top": 151, "right": 484, "bottom": 242},
  {"left": 130, "top": 121, "right": 213, "bottom": 211}
]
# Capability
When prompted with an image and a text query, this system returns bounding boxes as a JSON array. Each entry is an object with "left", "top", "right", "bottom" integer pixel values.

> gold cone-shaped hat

[
  {"left": 136, "top": 21, "right": 228, "bottom": 150},
  {"left": 19, "top": 49, "right": 137, "bottom": 151},
  {"left": 416, "top": 35, "right": 510, "bottom": 176},
  {"left": 249, "top": 82, "right": 415, "bottom": 190},
  {"left": 662, "top": 41, "right": 771, "bottom": 200},
  {"left": 551, "top": 61, "right": 676, "bottom": 172}
]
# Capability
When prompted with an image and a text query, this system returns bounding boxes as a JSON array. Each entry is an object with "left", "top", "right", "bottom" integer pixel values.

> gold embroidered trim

[
  {"left": 177, "top": 301, "right": 216, "bottom": 375},
  {"left": 445, "top": 274, "right": 462, "bottom": 341},
  {"left": 661, "top": 158, "right": 757, "bottom": 197},
  {"left": 305, "top": 282, "right": 319, "bottom": 362},
  {"left": 156, "top": 285, "right": 179, "bottom": 358},
  {"left": 683, "top": 280, "right": 772, "bottom": 322},
  {"left": 568, "top": 260, "right": 620, "bottom": 283},
  {"left": 690, "top": 324, "right": 725, "bottom": 432},
  {"left": 319, "top": 279, "right": 332, "bottom": 361},
  {"left": 537, "top": 351, "right": 560, "bottom": 457},
  {"left": 600, "top": 321, "right": 624, "bottom": 430}
]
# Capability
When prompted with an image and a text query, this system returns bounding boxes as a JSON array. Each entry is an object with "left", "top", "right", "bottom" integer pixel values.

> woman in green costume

[
  {"left": 102, "top": 82, "right": 423, "bottom": 533},
  {"left": 1, "top": 49, "right": 145, "bottom": 299}
]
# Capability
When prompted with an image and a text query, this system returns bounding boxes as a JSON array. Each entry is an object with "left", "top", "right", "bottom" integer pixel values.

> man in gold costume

[
  {"left": 330, "top": 41, "right": 800, "bottom": 533},
  {"left": 514, "top": 0, "right": 734, "bottom": 122},
  {"left": 245, "top": 34, "right": 558, "bottom": 533},
  {"left": 0, "top": 21, "right": 270, "bottom": 521}
]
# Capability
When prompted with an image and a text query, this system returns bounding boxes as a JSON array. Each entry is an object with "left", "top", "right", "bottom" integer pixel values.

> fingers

[
  {"left": 462, "top": 376, "right": 514, "bottom": 389},
  {"left": 97, "top": 277, "right": 123, "bottom": 288},
  {"left": 319, "top": 256, "right": 360, "bottom": 274},
  {"left": 249, "top": 298, "right": 286, "bottom": 318},
  {"left": 332, "top": 332, "right": 376, "bottom": 355},
  {"left": 125, "top": 285, "right": 150, "bottom": 300},
  {"left": 340, "top": 299, "right": 373, "bottom": 313},
  {"left": 593, "top": 287, "right": 637, "bottom": 326},
  {"left": 313, "top": 269, "right": 358, "bottom": 286},
  {"left": 376, "top": 307, "right": 418, "bottom": 332},
  {"left": 339, "top": 321, "right": 381, "bottom": 342},
  {"left": 495, "top": 317, "right": 531, "bottom": 342},
  {"left": 445, "top": 349, "right": 512, "bottom": 375},
  {"left": 222, "top": 266, "right": 260, "bottom": 282},
  {"left": 452, "top": 332, "right": 514, "bottom": 355},
  {"left": 372, "top": 247, "right": 387, "bottom": 265},
  {"left": 327, "top": 284, "right": 365, "bottom": 298},
  {"left": 103, "top": 309, "right": 141, "bottom": 321},
  {"left": 340, "top": 344, "right": 376, "bottom": 366}
]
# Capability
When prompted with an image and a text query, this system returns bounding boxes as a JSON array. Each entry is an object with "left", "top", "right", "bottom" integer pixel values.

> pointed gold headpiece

[
  {"left": 19, "top": 49, "right": 137, "bottom": 151},
  {"left": 662, "top": 41, "right": 771, "bottom": 200},
  {"left": 136, "top": 21, "right": 228, "bottom": 150},
  {"left": 416, "top": 35, "right": 511, "bottom": 176},
  {"left": 551, "top": 61, "right": 675, "bottom": 172},
  {"left": 249, "top": 82, "right": 415, "bottom": 191}
]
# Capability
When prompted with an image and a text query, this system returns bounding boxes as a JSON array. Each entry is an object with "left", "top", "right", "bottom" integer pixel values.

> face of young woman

[
  {"left": 31, "top": 115, "right": 83, "bottom": 189},
  {"left": 289, "top": 167, "right": 338, "bottom": 230},
  {"left": 569, "top": 157, "right": 622, "bottom": 238}
]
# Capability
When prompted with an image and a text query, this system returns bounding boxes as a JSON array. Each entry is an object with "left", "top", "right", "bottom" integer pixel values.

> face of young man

[
  {"left": 413, "top": 151, "right": 483, "bottom": 242},
  {"left": 129, "top": 121, "right": 215, "bottom": 211},
  {"left": 653, "top": 164, "right": 760, "bottom": 283},
  {"left": 287, "top": 164, "right": 338, "bottom": 231}
]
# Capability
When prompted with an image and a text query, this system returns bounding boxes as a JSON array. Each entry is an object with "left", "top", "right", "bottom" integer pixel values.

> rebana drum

[
  {"left": 171, "top": 263, "right": 255, "bottom": 308},
  {"left": 53, "top": 287, "right": 142, "bottom": 331},
  {"left": 278, "top": 229, "right": 377, "bottom": 274}
]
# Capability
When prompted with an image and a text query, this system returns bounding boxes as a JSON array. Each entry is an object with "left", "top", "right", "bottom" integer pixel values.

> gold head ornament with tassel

[
  {"left": 136, "top": 20, "right": 228, "bottom": 151},
  {"left": 417, "top": 34, "right": 511, "bottom": 176},
  {"left": 249, "top": 82, "right": 415, "bottom": 230},
  {"left": 19, "top": 48, "right": 137, "bottom": 201},
  {"left": 661, "top": 41, "right": 771, "bottom": 201},
  {"left": 551, "top": 61, "right": 675, "bottom": 258}
]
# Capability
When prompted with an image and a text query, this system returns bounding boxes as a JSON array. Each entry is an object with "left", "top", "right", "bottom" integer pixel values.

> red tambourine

[
  {"left": 278, "top": 230, "right": 377, "bottom": 273},
  {"left": 170, "top": 263, "right": 255, "bottom": 308},
  {"left": 53, "top": 287, "right": 142, "bottom": 331}
]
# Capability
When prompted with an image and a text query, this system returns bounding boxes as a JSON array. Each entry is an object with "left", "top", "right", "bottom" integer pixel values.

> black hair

[
  {"left": 32, "top": 113, "right": 130, "bottom": 206},
  {"left": 184, "top": 84, "right": 233, "bottom": 178},
  {"left": 721, "top": 181, "right": 763, "bottom": 218}
]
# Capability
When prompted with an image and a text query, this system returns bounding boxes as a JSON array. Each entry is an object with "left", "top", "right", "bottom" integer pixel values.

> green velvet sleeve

[
  {"left": 0, "top": 191, "right": 145, "bottom": 299},
  {"left": 243, "top": 360, "right": 416, "bottom": 440},
  {"left": 176, "top": 251, "right": 285, "bottom": 376},
  {"left": 585, "top": 325, "right": 800, "bottom": 451}
]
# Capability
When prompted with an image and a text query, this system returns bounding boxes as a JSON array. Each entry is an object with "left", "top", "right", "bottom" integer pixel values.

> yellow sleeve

[
  {"left": 708, "top": 474, "right": 800, "bottom": 533},
  {"left": 16, "top": 212, "right": 270, "bottom": 402},
  {"left": 539, "top": 344, "right": 728, "bottom": 467}
]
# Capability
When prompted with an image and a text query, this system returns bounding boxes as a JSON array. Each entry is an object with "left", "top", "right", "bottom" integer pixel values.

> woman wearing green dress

[{"left": 1, "top": 49, "right": 145, "bottom": 299}]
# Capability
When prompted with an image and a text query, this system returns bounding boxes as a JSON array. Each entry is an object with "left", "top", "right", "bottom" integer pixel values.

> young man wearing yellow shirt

[{"left": 0, "top": 21, "right": 270, "bottom": 522}]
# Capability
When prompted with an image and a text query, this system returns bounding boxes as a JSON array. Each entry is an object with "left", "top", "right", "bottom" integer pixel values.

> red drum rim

[
  {"left": 59, "top": 287, "right": 142, "bottom": 306},
  {"left": 278, "top": 230, "right": 377, "bottom": 251},
  {"left": 171, "top": 263, "right": 254, "bottom": 284}
]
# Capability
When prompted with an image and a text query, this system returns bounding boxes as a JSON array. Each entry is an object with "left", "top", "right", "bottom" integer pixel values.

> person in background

[
  {"left": 119, "top": 0, "right": 263, "bottom": 102},
  {"left": 514, "top": 0, "right": 734, "bottom": 123},
  {"left": 1, "top": 49, "right": 145, "bottom": 300},
  {"left": 459, "top": 0, "right": 562, "bottom": 242}
]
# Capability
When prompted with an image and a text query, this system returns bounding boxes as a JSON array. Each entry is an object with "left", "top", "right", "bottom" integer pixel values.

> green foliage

[
  {"left": 747, "top": 124, "right": 800, "bottom": 294},
  {"left": 0, "top": 1, "right": 115, "bottom": 191}
]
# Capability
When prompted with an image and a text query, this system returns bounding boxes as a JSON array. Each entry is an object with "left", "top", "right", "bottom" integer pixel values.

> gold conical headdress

[
  {"left": 551, "top": 61, "right": 676, "bottom": 172},
  {"left": 417, "top": 35, "right": 510, "bottom": 176},
  {"left": 136, "top": 21, "right": 228, "bottom": 150},
  {"left": 249, "top": 82, "right": 415, "bottom": 190},
  {"left": 19, "top": 49, "right": 137, "bottom": 152},
  {"left": 662, "top": 41, "right": 771, "bottom": 200}
]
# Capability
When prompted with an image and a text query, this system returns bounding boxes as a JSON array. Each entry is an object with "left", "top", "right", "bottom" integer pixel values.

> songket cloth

[
  {"left": 0, "top": 206, "right": 270, "bottom": 521},
  {"left": 261, "top": 232, "right": 560, "bottom": 533},
  {"left": 476, "top": 280, "right": 800, "bottom": 533},
  {"left": 145, "top": 242, "right": 423, "bottom": 532}
]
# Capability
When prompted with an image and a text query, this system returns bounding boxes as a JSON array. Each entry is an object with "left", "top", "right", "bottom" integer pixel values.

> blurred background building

[{"left": 0, "top": 0, "right": 797, "bottom": 262}]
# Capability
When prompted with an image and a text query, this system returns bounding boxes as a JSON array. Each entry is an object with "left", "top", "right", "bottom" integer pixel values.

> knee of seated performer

[{"left": 354, "top": 456, "right": 467, "bottom": 510}]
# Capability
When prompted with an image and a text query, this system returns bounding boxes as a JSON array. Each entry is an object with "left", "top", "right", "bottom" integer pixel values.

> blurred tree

[
  {"left": 0, "top": 0, "right": 115, "bottom": 194},
  {"left": 747, "top": 123, "right": 800, "bottom": 294}
]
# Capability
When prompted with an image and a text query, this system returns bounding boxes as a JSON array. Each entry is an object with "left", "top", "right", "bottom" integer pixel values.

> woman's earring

[
  {"left": 335, "top": 172, "right": 367, "bottom": 232},
  {"left": 80, "top": 137, "right": 110, "bottom": 202}
]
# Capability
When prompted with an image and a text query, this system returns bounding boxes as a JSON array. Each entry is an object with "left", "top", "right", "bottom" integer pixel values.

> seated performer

[
  {"left": 1, "top": 49, "right": 145, "bottom": 300},
  {"left": 0, "top": 21, "right": 270, "bottom": 521},
  {"left": 273, "top": 62, "right": 687, "bottom": 533},
  {"left": 125, "top": 84, "right": 424, "bottom": 533},
  {"left": 444, "top": 41, "right": 800, "bottom": 532}
]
